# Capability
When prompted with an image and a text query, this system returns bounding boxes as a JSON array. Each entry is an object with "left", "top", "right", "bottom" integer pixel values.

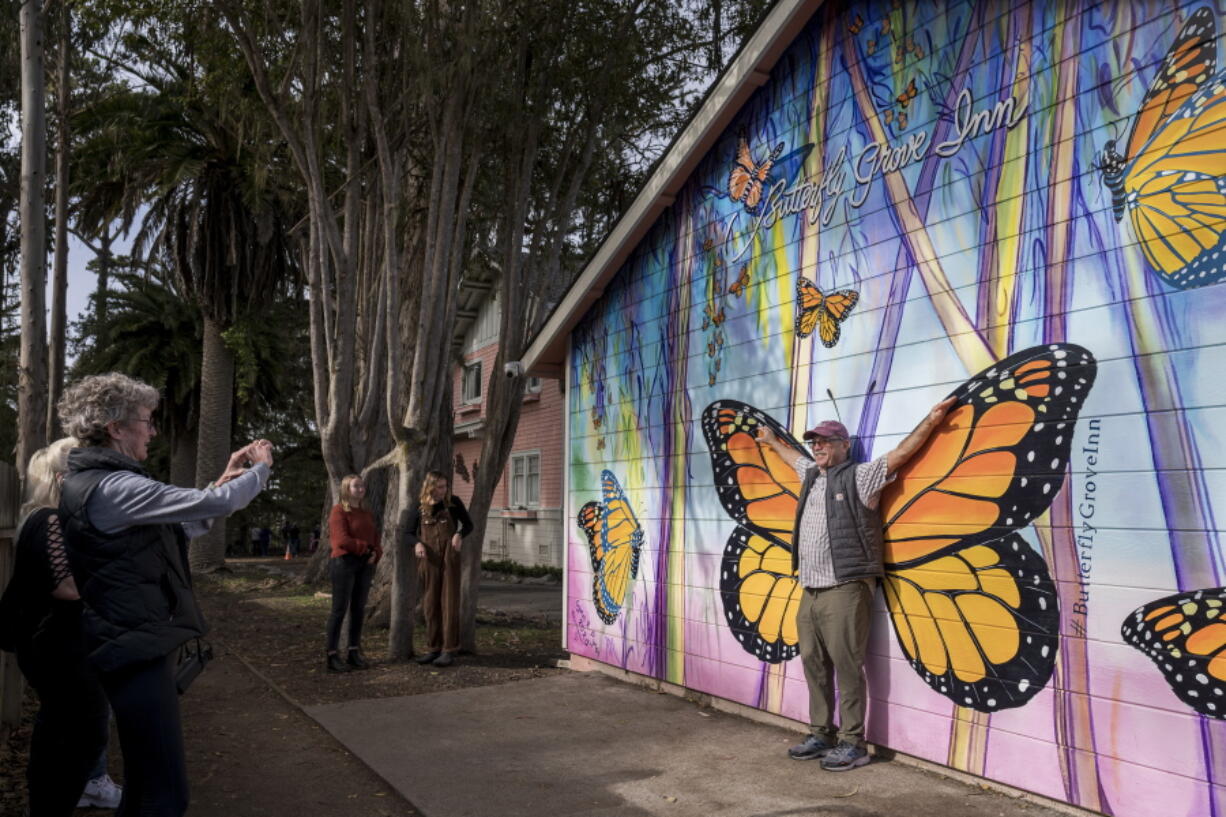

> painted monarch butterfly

[
  {"left": 1099, "top": 7, "right": 1226, "bottom": 290},
  {"left": 701, "top": 344, "right": 1098, "bottom": 711},
  {"left": 795, "top": 278, "right": 860, "bottom": 348},
  {"left": 1121, "top": 586, "right": 1226, "bottom": 718},
  {"left": 728, "top": 133, "right": 784, "bottom": 214},
  {"left": 848, "top": 14, "right": 864, "bottom": 34},
  {"left": 729, "top": 266, "right": 751, "bottom": 297},
  {"left": 577, "top": 470, "right": 644, "bottom": 625},
  {"left": 897, "top": 78, "right": 918, "bottom": 108}
]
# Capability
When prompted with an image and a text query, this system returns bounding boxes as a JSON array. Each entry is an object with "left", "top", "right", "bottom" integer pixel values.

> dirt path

[{"left": 181, "top": 648, "right": 419, "bottom": 817}]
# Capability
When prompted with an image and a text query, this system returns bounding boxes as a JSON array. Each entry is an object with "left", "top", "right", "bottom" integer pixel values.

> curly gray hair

[{"left": 57, "top": 372, "right": 160, "bottom": 447}]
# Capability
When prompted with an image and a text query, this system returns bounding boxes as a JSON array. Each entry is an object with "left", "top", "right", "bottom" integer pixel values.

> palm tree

[
  {"left": 72, "top": 38, "right": 298, "bottom": 571},
  {"left": 71, "top": 266, "right": 202, "bottom": 486}
]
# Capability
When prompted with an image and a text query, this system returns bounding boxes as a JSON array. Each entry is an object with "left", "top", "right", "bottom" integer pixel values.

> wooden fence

[{"left": 0, "top": 461, "right": 22, "bottom": 734}]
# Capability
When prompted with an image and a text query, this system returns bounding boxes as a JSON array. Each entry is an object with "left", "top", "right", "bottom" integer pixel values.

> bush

[{"left": 481, "top": 559, "right": 562, "bottom": 580}]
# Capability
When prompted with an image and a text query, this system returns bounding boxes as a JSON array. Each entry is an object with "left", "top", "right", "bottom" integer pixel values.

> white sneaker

[{"left": 77, "top": 773, "right": 123, "bottom": 809}]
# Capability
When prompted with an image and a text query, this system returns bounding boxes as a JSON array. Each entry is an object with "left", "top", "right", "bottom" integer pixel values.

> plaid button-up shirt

[{"left": 792, "top": 455, "right": 892, "bottom": 589}]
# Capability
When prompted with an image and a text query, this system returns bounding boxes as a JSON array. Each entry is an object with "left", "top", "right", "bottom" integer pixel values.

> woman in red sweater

[{"left": 325, "top": 474, "right": 382, "bottom": 672}]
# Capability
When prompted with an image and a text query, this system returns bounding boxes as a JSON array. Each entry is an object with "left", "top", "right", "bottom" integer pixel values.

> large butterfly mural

[
  {"left": 577, "top": 470, "right": 644, "bottom": 625},
  {"left": 702, "top": 343, "right": 1098, "bottom": 711},
  {"left": 1121, "top": 586, "right": 1226, "bottom": 719},
  {"left": 1099, "top": 7, "right": 1226, "bottom": 290}
]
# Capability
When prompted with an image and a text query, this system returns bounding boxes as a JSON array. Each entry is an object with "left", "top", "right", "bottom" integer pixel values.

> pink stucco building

[{"left": 451, "top": 293, "right": 565, "bottom": 568}]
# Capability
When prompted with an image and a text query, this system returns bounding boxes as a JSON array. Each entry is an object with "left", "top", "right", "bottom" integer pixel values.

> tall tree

[
  {"left": 69, "top": 266, "right": 201, "bottom": 485},
  {"left": 17, "top": 0, "right": 48, "bottom": 478},
  {"left": 71, "top": 19, "right": 298, "bottom": 569},
  {"left": 222, "top": 0, "right": 489, "bottom": 658},
  {"left": 46, "top": 0, "right": 71, "bottom": 440},
  {"left": 456, "top": 0, "right": 772, "bottom": 651}
]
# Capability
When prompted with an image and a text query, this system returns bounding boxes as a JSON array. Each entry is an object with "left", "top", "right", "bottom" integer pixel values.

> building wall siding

[{"left": 562, "top": 3, "right": 1226, "bottom": 815}]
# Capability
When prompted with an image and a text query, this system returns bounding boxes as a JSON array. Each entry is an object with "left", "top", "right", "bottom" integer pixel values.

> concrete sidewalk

[{"left": 306, "top": 671, "right": 1071, "bottom": 817}]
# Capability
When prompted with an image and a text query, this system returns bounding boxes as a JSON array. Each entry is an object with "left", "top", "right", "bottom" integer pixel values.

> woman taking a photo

[
  {"left": 406, "top": 471, "right": 473, "bottom": 667},
  {"left": 57, "top": 372, "right": 273, "bottom": 817},
  {"left": 1, "top": 437, "right": 115, "bottom": 815},
  {"left": 325, "top": 474, "right": 382, "bottom": 672}
]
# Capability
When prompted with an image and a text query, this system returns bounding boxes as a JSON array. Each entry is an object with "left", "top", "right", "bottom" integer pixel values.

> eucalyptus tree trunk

[
  {"left": 46, "top": 1, "right": 70, "bottom": 440},
  {"left": 18, "top": 0, "right": 48, "bottom": 479},
  {"left": 455, "top": 2, "right": 620, "bottom": 652},
  {"left": 188, "top": 316, "right": 235, "bottom": 570}
]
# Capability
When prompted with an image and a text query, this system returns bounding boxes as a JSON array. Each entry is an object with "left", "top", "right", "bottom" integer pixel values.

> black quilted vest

[
  {"left": 790, "top": 459, "right": 885, "bottom": 583},
  {"left": 59, "top": 447, "right": 207, "bottom": 672}
]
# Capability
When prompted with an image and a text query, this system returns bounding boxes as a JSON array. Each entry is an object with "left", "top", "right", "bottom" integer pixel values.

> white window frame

[
  {"left": 462, "top": 361, "right": 482, "bottom": 404},
  {"left": 509, "top": 450, "right": 541, "bottom": 508},
  {"left": 524, "top": 376, "right": 542, "bottom": 395}
]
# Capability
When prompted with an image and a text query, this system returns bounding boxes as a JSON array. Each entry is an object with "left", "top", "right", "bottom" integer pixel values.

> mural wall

[{"left": 564, "top": 2, "right": 1226, "bottom": 815}]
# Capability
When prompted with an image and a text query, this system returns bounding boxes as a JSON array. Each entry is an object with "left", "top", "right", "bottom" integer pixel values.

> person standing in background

[
  {"left": 325, "top": 475, "right": 382, "bottom": 673},
  {"left": 405, "top": 471, "right": 473, "bottom": 667}
]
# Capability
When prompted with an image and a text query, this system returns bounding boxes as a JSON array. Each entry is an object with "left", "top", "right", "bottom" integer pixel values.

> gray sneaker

[
  {"left": 820, "top": 741, "right": 870, "bottom": 771},
  {"left": 787, "top": 734, "right": 835, "bottom": 760}
]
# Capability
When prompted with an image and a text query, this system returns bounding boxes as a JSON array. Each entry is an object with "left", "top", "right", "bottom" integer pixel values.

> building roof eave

[{"left": 521, "top": 0, "right": 823, "bottom": 378}]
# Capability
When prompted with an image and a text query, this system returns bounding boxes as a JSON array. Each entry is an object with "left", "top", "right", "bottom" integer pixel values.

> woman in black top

[
  {"left": 406, "top": 471, "right": 473, "bottom": 666},
  {"left": 1, "top": 438, "right": 111, "bottom": 817}
]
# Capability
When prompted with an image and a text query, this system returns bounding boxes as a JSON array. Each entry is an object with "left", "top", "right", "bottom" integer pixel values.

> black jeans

[
  {"left": 101, "top": 652, "right": 188, "bottom": 817},
  {"left": 326, "top": 554, "right": 374, "bottom": 653},
  {"left": 18, "top": 642, "right": 110, "bottom": 817}
]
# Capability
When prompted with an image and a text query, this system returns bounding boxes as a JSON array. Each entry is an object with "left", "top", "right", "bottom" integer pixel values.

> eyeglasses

[
  {"left": 807, "top": 438, "right": 846, "bottom": 449},
  {"left": 132, "top": 417, "right": 158, "bottom": 433}
]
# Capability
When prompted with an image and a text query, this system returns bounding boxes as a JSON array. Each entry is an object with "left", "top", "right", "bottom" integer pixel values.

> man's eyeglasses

[{"left": 807, "top": 438, "right": 845, "bottom": 449}]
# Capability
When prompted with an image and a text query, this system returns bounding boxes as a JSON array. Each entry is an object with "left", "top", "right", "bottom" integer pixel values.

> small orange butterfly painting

[
  {"left": 897, "top": 78, "right": 918, "bottom": 107},
  {"left": 728, "top": 132, "right": 784, "bottom": 214},
  {"left": 795, "top": 278, "right": 859, "bottom": 348},
  {"left": 577, "top": 471, "right": 644, "bottom": 625},
  {"left": 729, "top": 266, "right": 751, "bottom": 297}
]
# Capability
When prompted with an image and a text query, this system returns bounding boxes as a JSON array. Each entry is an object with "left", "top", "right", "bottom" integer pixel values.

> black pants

[
  {"left": 18, "top": 645, "right": 110, "bottom": 817},
  {"left": 326, "top": 555, "right": 373, "bottom": 653},
  {"left": 101, "top": 653, "right": 188, "bottom": 817}
]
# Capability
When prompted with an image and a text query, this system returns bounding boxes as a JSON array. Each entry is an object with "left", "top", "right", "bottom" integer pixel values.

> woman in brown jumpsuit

[{"left": 406, "top": 471, "right": 473, "bottom": 666}]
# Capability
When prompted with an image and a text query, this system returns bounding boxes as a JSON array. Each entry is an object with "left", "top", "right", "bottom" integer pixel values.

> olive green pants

[{"left": 796, "top": 580, "right": 874, "bottom": 748}]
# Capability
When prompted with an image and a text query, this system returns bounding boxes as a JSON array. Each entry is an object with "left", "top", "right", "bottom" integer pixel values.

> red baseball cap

[{"left": 803, "top": 420, "right": 850, "bottom": 441}]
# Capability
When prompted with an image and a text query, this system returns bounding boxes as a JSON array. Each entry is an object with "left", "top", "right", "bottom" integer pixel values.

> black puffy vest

[
  {"left": 790, "top": 459, "right": 885, "bottom": 583},
  {"left": 59, "top": 447, "right": 207, "bottom": 672}
]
